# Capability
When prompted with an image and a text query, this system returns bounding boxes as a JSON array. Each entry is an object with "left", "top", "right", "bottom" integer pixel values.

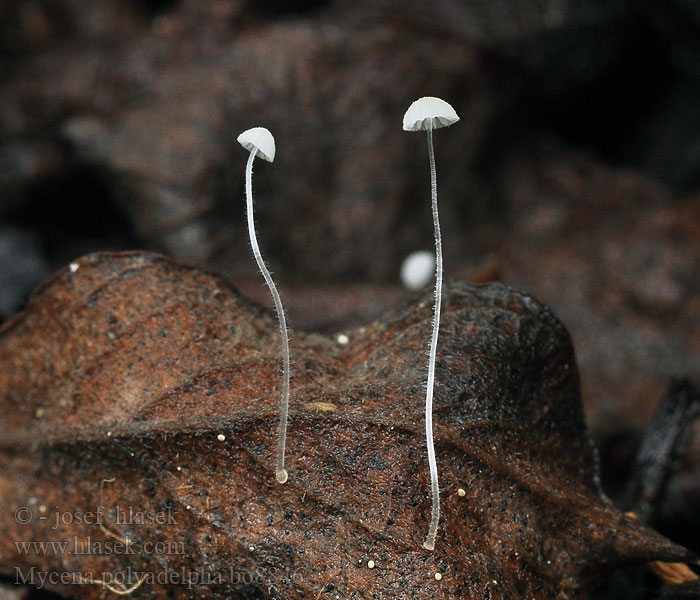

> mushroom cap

[
  {"left": 237, "top": 127, "right": 276, "bottom": 162},
  {"left": 402, "top": 97, "right": 459, "bottom": 131}
]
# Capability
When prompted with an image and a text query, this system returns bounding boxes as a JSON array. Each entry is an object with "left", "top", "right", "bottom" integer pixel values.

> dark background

[{"left": 1, "top": 1, "right": 699, "bottom": 597}]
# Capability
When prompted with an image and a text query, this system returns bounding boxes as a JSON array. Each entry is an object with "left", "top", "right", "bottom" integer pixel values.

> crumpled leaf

[{"left": 0, "top": 251, "right": 693, "bottom": 599}]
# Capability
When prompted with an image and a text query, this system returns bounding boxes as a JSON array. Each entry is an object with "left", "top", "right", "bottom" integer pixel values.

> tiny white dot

[
  {"left": 69, "top": 263, "right": 79, "bottom": 273},
  {"left": 336, "top": 334, "right": 349, "bottom": 345},
  {"left": 186, "top": 505, "right": 191, "bottom": 510},
  {"left": 249, "top": 546, "right": 255, "bottom": 552},
  {"left": 176, "top": 466, "right": 182, "bottom": 472},
  {"left": 400, "top": 250, "right": 435, "bottom": 290},
  {"left": 434, "top": 572, "right": 442, "bottom": 581},
  {"left": 217, "top": 433, "right": 226, "bottom": 442},
  {"left": 106, "top": 431, "right": 112, "bottom": 437},
  {"left": 457, "top": 488, "right": 466, "bottom": 497},
  {"left": 38, "top": 505, "right": 47, "bottom": 513},
  {"left": 367, "top": 560, "right": 375, "bottom": 569}
]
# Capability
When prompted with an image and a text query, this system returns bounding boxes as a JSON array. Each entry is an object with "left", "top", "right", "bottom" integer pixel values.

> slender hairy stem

[
  {"left": 423, "top": 125, "right": 442, "bottom": 551},
  {"left": 245, "top": 149, "right": 290, "bottom": 484}
]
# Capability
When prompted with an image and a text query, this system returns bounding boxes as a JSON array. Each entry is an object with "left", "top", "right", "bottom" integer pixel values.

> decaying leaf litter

[{"left": 0, "top": 251, "right": 697, "bottom": 599}]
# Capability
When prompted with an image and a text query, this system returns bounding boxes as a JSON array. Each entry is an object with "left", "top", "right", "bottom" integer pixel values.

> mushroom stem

[
  {"left": 423, "top": 124, "right": 442, "bottom": 551},
  {"left": 245, "top": 148, "right": 290, "bottom": 484}
]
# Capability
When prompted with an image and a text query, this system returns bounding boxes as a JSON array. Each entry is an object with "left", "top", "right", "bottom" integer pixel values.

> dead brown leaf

[{"left": 0, "top": 251, "right": 694, "bottom": 599}]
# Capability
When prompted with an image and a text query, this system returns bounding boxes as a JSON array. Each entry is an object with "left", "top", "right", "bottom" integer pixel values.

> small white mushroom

[
  {"left": 237, "top": 127, "right": 276, "bottom": 162},
  {"left": 402, "top": 96, "right": 460, "bottom": 552},
  {"left": 403, "top": 97, "right": 459, "bottom": 132},
  {"left": 238, "top": 126, "right": 290, "bottom": 485}
]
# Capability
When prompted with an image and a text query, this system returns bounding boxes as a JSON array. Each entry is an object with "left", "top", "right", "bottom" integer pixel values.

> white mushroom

[
  {"left": 238, "top": 126, "right": 289, "bottom": 485},
  {"left": 402, "top": 96, "right": 459, "bottom": 551},
  {"left": 237, "top": 127, "right": 276, "bottom": 162},
  {"left": 403, "top": 97, "right": 459, "bottom": 132}
]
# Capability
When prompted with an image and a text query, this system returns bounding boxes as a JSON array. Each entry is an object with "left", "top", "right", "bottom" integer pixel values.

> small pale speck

[
  {"left": 35, "top": 407, "right": 45, "bottom": 418},
  {"left": 217, "top": 433, "right": 226, "bottom": 442},
  {"left": 434, "top": 573, "right": 442, "bottom": 581},
  {"left": 400, "top": 250, "right": 435, "bottom": 290},
  {"left": 38, "top": 505, "right": 47, "bottom": 513},
  {"left": 69, "top": 263, "right": 79, "bottom": 273},
  {"left": 106, "top": 431, "right": 112, "bottom": 437},
  {"left": 367, "top": 560, "right": 375, "bottom": 569},
  {"left": 306, "top": 401, "right": 336, "bottom": 412},
  {"left": 176, "top": 466, "right": 182, "bottom": 472},
  {"left": 186, "top": 505, "right": 191, "bottom": 510},
  {"left": 336, "top": 334, "right": 349, "bottom": 345},
  {"left": 249, "top": 546, "right": 255, "bottom": 552},
  {"left": 457, "top": 488, "right": 466, "bottom": 497}
]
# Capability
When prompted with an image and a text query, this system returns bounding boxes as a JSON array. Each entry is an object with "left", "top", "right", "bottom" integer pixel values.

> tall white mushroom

[
  {"left": 237, "top": 126, "right": 290, "bottom": 484},
  {"left": 402, "top": 97, "right": 460, "bottom": 550}
]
